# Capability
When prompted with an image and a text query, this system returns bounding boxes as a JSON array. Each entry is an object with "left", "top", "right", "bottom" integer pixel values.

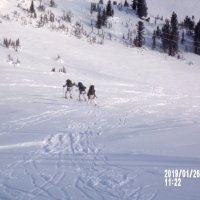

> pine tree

[
  {"left": 4, "top": 38, "right": 8, "bottom": 48},
  {"left": 181, "top": 31, "right": 185, "bottom": 44},
  {"left": 96, "top": 11, "right": 102, "bottom": 30},
  {"left": 152, "top": 30, "right": 156, "bottom": 49},
  {"left": 124, "top": 0, "right": 129, "bottom": 7},
  {"left": 137, "top": 0, "right": 148, "bottom": 18},
  {"left": 161, "top": 20, "right": 170, "bottom": 52},
  {"left": 194, "top": 20, "right": 200, "bottom": 55},
  {"left": 50, "top": 0, "right": 55, "bottom": 7},
  {"left": 156, "top": 26, "right": 161, "bottom": 38},
  {"left": 183, "top": 16, "right": 190, "bottom": 29},
  {"left": 16, "top": 38, "right": 20, "bottom": 47},
  {"left": 99, "top": 0, "right": 103, "bottom": 4},
  {"left": 135, "top": 21, "right": 145, "bottom": 47},
  {"left": 50, "top": 13, "right": 55, "bottom": 22},
  {"left": 169, "top": 12, "right": 179, "bottom": 56},
  {"left": 111, "top": 9, "right": 114, "bottom": 16},
  {"left": 184, "top": 16, "right": 195, "bottom": 30},
  {"left": 132, "top": 0, "right": 137, "bottom": 10},
  {"left": 102, "top": 9, "right": 107, "bottom": 26},
  {"left": 30, "top": 0, "right": 35, "bottom": 13},
  {"left": 34, "top": 11, "right": 37, "bottom": 18},
  {"left": 106, "top": 0, "right": 113, "bottom": 17}
]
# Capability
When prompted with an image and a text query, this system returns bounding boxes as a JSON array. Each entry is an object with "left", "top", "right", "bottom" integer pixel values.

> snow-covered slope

[{"left": 0, "top": 0, "right": 200, "bottom": 199}]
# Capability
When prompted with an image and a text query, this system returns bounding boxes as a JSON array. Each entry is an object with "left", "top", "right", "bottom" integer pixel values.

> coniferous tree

[
  {"left": 124, "top": 0, "right": 129, "bottom": 7},
  {"left": 169, "top": 12, "right": 179, "bottom": 56},
  {"left": 50, "top": 0, "right": 55, "bottom": 7},
  {"left": 137, "top": 0, "right": 148, "bottom": 18},
  {"left": 34, "top": 11, "right": 37, "bottom": 18},
  {"left": 102, "top": 9, "right": 107, "bottom": 26},
  {"left": 111, "top": 9, "right": 114, "bottom": 16},
  {"left": 134, "top": 21, "right": 145, "bottom": 47},
  {"left": 156, "top": 26, "right": 161, "bottom": 38},
  {"left": 161, "top": 20, "right": 171, "bottom": 52},
  {"left": 50, "top": 13, "right": 55, "bottom": 22},
  {"left": 30, "top": 0, "right": 35, "bottom": 13},
  {"left": 184, "top": 16, "right": 190, "bottom": 29},
  {"left": 99, "top": 0, "right": 103, "bottom": 4},
  {"left": 181, "top": 31, "right": 185, "bottom": 44},
  {"left": 16, "top": 38, "right": 20, "bottom": 47},
  {"left": 132, "top": 0, "right": 137, "bottom": 10},
  {"left": 96, "top": 11, "right": 102, "bottom": 30},
  {"left": 184, "top": 16, "right": 195, "bottom": 31},
  {"left": 194, "top": 20, "right": 200, "bottom": 55},
  {"left": 106, "top": 0, "right": 113, "bottom": 17},
  {"left": 189, "top": 19, "right": 195, "bottom": 31},
  {"left": 4, "top": 38, "right": 8, "bottom": 48},
  {"left": 152, "top": 30, "right": 156, "bottom": 49}
]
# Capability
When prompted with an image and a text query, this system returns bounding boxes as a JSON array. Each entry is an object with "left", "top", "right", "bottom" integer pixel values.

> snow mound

[{"left": 43, "top": 131, "right": 99, "bottom": 154}]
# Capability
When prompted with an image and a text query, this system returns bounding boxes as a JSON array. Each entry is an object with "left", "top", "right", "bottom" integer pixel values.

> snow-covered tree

[
  {"left": 30, "top": 0, "right": 35, "bottom": 13},
  {"left": 152, "top": 30, "right": 156, "bottom": 49},
  {"left": 102, "top": 9, "right": 107, "bottom": 26},
  {"left": 134, "top": 21, "right": 145, "bottom": 47},
  {"left": 184, "top": 16, "right": 195, "bottom": 31},
  {"left": 194, "top": 20, "right": 200, "bottom": 55},
  {"left": 96, "top": 11, "right": 102, "bottom": 30},
  {"left": 161, "top": 20, "right": 171, "bottom": 52},
  {"left": 50, "top": 0, "right": 55, "bottom": 7},
  {"left": 169, "top": 12, "right": 179, "bottom": 56},
  {"left": 124, "top": 0, "right": 129, "bottom": 7},
  {"left": 106, "top": 0, "right": 113, "bottom": 17},
  {"left": 181, "top": 31, "right": 185, "bottom": 44},
  {"left": 137, "top": 0, "right": 148, "bottom": 18},
  {"left": 99, "top": 0, "right": 103, "bottom": 4},
  {"left": 132, "top": 0, "right": 137, "bottom": 10},
  {"left": 156, "top": 26, "right": 161, "bottom": 38}
]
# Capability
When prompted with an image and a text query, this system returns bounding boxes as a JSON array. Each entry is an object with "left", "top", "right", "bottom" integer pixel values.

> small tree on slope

[
  {"left": 169, "top": 12, "right": 179, "bottom": 56},
  {"left": 96, "top": 11, "right": 102, "bottom": 32},
  {"left": 134, "top": 21, "right": 145, "bottom": 47},
  {"left": 106, "top": 0, "right": 113, "bottom": 17},
  {"left": 137, "top": 0, "right": 148, "bottom": 18},
  {"left": 194, "top": 20, "right": 200, "bottom": 55},
  {"left": 30, "top": 0, "right": 35, "bottom": 13},
  {"left": 132, "top": 0, "right": 137, "bottom": 10}
]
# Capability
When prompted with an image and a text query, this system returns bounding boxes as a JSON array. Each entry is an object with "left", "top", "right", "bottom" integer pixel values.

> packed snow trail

[{"left": 0, "top": 83, "right": 200, "bottom": 200}]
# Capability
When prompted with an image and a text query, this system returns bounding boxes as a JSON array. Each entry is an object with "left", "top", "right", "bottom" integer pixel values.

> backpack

[
  {"left": 87, "top": 85, "right": 95, "bottom": 96},
  {"left": 66, "top": 79, "right": 72, "bottom": 87},
  {"left": 78, "top": 82, "right": 86, "bottom": 91}
]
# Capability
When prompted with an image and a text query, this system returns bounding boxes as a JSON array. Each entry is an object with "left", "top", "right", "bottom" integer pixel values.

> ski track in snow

[
  {"left": 0, "top": 103, "right": 159, "bottom": 200},
  {"left": 0, "top": 106, "right": 76, "bottom": 135},
  {"left": 0, "top": 86, "right": 200, "bottom": 199}
]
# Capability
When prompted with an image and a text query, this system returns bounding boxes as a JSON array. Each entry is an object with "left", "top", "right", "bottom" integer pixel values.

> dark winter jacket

[
  {"left": 87, "top": 85, "right": 96, "bottom": 97},
  {"left": 63, "top": 79, "right": 75, "bottom": 88},
  {"left": 77, "top": 82, "right": 86, "bottom": 92}
]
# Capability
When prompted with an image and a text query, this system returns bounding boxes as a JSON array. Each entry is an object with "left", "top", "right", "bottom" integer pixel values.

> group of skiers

[{"left": 63, "top": 79, "right": 97, "bottom": 105}]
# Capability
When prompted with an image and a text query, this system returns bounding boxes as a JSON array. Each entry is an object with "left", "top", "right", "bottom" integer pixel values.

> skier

[
  {"left": 76, "top": 82, "right": 87, "bottom": 101},
  {"left": 87, "top": 85, "right": 97, "bottom": 105},
  {"left": 63, "top": 79, "right": 75, "bottom": 99}
]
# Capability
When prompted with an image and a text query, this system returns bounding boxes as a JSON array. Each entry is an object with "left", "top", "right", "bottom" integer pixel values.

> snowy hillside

[{"left": 0, "top": 0, "right": 200, "bottom": 199}]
